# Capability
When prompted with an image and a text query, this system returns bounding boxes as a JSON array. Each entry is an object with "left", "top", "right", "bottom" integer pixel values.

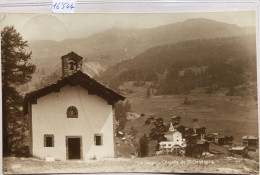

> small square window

[
  {"left": 44, "top": 134, "right": 54, "bottom": 147},
  {"left": 94, "top": 134, "right": 103, "bottom": 146}
]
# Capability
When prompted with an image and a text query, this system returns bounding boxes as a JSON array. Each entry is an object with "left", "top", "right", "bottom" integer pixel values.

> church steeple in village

[
  {"left": 61, "top": 52, "right": 83, "bottom": 77},
  {"left": 169, "top": 122, "right": 175, "bottom": 132}
]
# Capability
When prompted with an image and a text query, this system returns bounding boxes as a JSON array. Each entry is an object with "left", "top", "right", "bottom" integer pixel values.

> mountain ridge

[{"left": 25, "top": 18, "right": 255, "bottom": 92}]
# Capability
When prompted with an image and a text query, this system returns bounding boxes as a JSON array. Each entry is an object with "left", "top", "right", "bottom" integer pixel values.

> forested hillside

[
  {"left": 100, "top": 35, "right": 256, "bottom": 95},
  {"left": 29, "top": 18, "right": 248, "bottom": 73},
  {"left": 23, "top": 18, "right": 255, "bottom": 94}
]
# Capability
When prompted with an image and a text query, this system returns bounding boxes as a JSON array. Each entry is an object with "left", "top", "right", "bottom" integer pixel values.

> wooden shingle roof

[
  {"left": 24, "top": 70, "right": 125, "bottom": 114},
  {"left": 242, "top": 136, "right": 258, "bottom": 140}
]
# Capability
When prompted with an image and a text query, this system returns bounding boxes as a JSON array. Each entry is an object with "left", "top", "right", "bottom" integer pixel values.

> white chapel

[{"left": 24, "top": 52, "right": 125, "bottom": 161}]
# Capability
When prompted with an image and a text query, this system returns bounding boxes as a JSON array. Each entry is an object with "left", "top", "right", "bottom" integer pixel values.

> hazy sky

[{"left": 1, "top": 11, "right": 255, "bottom": 41}]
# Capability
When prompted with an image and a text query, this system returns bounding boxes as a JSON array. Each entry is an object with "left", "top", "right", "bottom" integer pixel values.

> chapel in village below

[{"left": 24, "top": 52, "right": 125, "bottom": 161}]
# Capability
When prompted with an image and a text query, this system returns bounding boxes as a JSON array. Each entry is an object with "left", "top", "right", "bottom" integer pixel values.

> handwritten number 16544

[{"left": 53, "top": 2, "right": 75, "bottom": 10}]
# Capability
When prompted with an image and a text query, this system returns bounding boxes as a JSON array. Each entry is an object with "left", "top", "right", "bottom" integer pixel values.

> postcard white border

[{"left": 0, "top": 1, "right": 259, "bottom": 175}]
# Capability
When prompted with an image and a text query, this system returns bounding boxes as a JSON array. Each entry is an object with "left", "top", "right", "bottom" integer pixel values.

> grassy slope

[{"left": 121, "top": 82, "right": 258, "bottom": 148}]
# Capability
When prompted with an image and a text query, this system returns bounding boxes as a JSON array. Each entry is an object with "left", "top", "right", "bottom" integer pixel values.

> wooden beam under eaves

[
  {"left": 108, "top": 100, "right": 114, "bottom": 105},
  {"left": 31, "top": 99, "right": 37, "bottom": 104}
]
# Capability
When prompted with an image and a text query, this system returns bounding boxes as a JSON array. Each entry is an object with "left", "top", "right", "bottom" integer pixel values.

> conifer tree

[
  {"left": 2, "top": 26, "right": 36, "bottom": 155},
  {"left": 139, "top": 134, "right": 149, "bottom": 157}
]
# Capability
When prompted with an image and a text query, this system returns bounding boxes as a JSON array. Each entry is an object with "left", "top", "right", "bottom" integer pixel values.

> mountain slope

[
  {"left": 28, "top": 18, "right": 252, "bottom": 75},
  {"left": 100, "top": 34, "right": 256, "bottom": 95}
]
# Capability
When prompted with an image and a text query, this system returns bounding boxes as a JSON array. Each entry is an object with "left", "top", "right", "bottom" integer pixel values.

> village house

[
  {"left": 213, "top": 135, "right": 225, "bottom": 145},
  {"left": 178, "top": 119, "right": 210, "bottom": 157},
  {"left": 229, "top": 146, "right": 248, "bottom": 157},
  {"left": 185, "top": 134, "right": 210, "bottom": 158},
  {"left": 224, "top": 136, "right": 234, "bottom": 145},
  {"left": 205, "top": 133, "right": 233, "bottom": 145},
  {"left": 175, "top": 118, "right": 206, "bottom": 139},
  {"left": 192, "top": 140, "right": 210, "bottom": 157},
  {"left": 242, "top": 136, "right": 258, "bottom": 151},
  {"left": 159, "top": 123, "right": 186, "bottom": 154},
  {"left": 24, "top": 52, "right": 125, "bottom": 161},
  {"left": 192, "top": 119, "right": 206, "bottom": 139},
  {"left": 205, "top": 133, "right": 219, "bottom": 143}
]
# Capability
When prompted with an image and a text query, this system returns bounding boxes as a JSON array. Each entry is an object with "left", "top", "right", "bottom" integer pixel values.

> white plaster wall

[
  {"left": 172, "top": 131, "right": 183, "bottom": 145},
  {"left": 160, "top": 131, "right": 185, "bottom": 150},
  {"left": 31, "top": 85, "right": 114, "bottom": 160}
]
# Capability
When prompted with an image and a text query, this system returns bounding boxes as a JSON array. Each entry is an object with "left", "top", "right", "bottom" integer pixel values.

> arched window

[
  {"left": 68, "top": 59, "right": 77, "bottom": 71},
  {"left": 67, "top": 106, "right": 78, "bottom": 118}
]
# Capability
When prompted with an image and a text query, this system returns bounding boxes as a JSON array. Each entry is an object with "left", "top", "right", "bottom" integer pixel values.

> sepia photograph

[{"left": 1, "top": 12, "right": 259, "bottom": 174}]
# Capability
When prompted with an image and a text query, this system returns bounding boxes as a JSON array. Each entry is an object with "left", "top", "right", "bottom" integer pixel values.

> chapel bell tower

[{"left": 61, "top": 52, "right": 83, "bottom": 77}]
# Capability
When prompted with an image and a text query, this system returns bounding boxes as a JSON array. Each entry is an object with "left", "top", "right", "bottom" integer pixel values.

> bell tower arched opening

[{"left": 61, "top": 52, "right": 83, "bottom": 77}]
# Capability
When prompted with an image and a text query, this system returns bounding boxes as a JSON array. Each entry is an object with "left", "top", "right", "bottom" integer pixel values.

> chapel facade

[{"left": 24, "top": 52, "right": 125, "bottom": 160}]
